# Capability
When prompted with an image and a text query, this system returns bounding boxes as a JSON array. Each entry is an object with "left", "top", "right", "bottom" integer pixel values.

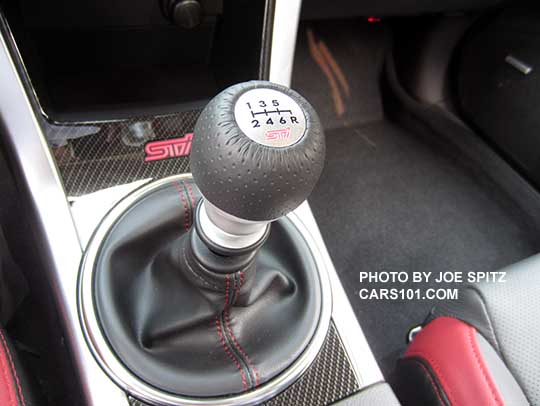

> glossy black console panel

[
  {"left": 2, "top": 0, "right": 275, "bottom": 197},
  {"left": 3, "top": 0, "right": 269, "bottom": 122}
]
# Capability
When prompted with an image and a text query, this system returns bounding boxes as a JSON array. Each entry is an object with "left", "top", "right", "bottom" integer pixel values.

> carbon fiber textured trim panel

[
  {"left": 127, "top": 322, "right": 359, "bottom": 406},
  {"left": 265, "top": 322, "right": 359, "bottom": 406},
  {"left": 43, "top": 111, "right": 200, "bottom": 196}
]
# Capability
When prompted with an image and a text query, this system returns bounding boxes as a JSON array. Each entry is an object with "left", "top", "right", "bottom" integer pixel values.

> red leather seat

[
  {"left": 394, "top": 255, "right": 540, "bottom": 406},
  {"left": 0, "top": 329, "right": 32, "bottom": 406}
]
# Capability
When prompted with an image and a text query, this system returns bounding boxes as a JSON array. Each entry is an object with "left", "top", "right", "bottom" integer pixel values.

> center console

[{"left": 0, "top": 1, "right": 392, "bottom": 405}]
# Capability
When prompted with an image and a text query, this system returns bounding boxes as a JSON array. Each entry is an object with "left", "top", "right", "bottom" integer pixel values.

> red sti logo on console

[
  {"left": 265, "top": 128, "right": 291, "bottom": 142},
  {"left": 144, "top": 133, "right": 193, "bottom": 162}
]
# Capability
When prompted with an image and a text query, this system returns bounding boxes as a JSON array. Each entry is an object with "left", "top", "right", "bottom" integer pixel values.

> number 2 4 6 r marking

[{"left": 252, "top": 117, "right": 294, "bottom": 128}]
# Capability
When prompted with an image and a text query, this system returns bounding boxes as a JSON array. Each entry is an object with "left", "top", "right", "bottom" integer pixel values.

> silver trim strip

[
  {"left": 268, "top": 0, "right": 302, "bottom": 86},
  {"left": 294, "top": 202, "right": 384, "bottom": 387},
  {"left": 0, "top": 24, "right": 128, "bottom": 406},
  {"left": 70, "top": 179, "right": 153, "bottom": 249},
  {"left": 79, "top": 175, "right": 332, "bottom": 406}
]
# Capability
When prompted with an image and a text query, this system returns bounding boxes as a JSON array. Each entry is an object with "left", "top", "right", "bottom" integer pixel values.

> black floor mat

[{"left": 309, "top": 120, "right": 540, "bottom": 378}]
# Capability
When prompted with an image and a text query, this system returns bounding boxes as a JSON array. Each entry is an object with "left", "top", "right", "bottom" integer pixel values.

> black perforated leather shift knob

[{"left": 190, "top": 81, "right": 325, "bottom": 222}]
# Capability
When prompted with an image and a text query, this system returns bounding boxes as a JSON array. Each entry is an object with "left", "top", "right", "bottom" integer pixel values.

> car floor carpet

[{"left": 291, "top": 19, "right": 389, "bottom": 130}]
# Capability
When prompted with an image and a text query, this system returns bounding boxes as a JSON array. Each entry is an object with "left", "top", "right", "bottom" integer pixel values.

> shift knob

[{"left": 191, "top": 81, "right": 325, "bottom": 222}]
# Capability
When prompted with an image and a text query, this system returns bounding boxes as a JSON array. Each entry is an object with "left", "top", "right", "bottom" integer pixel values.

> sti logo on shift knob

[{"left": 265, "top": 127, "right": 291, "bottom": 141}]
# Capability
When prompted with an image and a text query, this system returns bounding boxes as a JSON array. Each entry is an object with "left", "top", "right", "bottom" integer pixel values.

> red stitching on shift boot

[
  {"left": 184, "top": 181, "right": 197, "bottom": 212},
  {"left": 224, "top": 274, "right": 230, "bottom": 308},
  {"left": 0, "top": 330, "right": 25, "bottom": 406},
  {"left": 236, "top": 271, "right": 245, "bottom": 305},
  {"left": 215, "top": 316, "right": 248, "bottom": 390},
  {"left": 225, "top": 273, "right": 261, "bottom": 387},
  {"left": 173, "top": 181, "right": 190, "bottom": 231}
]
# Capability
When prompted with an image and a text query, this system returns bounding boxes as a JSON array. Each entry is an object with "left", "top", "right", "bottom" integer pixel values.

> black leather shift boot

[{"left": 93, "top": 178, "right": 322, "bottom": 397}]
